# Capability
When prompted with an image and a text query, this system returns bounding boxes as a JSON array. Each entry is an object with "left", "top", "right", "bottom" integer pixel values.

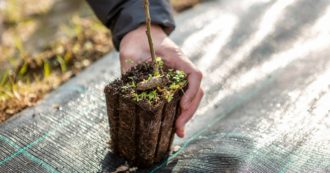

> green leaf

[
  {"left": 131, "top": 81, "right": 136, "bottom": 88},
  {"left": 43, "top": 60, "right": 51, "bottom": 78},
  {"left": 0, "top": 70, "right": 9, "bottom": 86},
  {"left": 148, "top": 74, "right": 153, "bottom": 80},
  {"left": 56, "top": 55, "right": 67, "bottom": 72},
  {"left": 14, "top": 35, "right": 25, "bottom": 56},
  {"left": 18, "top": 62, "right": 28, "bottom": 76},
  {"left": 166, "top": 94, "right": 173, "bottom": 102},
  {"left": 156, "top": 57, "right": 164, "bottom": 67},
  {"left": 147, "top": 90, "right": 157, "bottom": 101}
]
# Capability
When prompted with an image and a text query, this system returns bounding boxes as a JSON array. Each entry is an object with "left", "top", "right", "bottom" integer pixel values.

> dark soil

[
  {"left": 108, "top": 62, "right": 187, "bottom": 113},
  {"left": 104, "top": 62, "right": 187, "bottom": 167}
]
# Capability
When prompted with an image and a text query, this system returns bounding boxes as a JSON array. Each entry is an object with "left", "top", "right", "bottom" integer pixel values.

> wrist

[
  {"left": 120, "top": 24, "right": 167, "bottom": 50},
  {"left": 137, "top": 24, "right": 167, "bottom": 38}
]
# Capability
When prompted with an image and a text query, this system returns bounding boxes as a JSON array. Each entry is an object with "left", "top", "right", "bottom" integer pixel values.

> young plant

[
  {"left": 105, "top": 0, "right": 189, "bottom": 167},
  {"left": 131, "top": 0, "right": 166, "bottom": 91},
  {"left": 144, "top": 0, "right": 160, "bottom": 76}
]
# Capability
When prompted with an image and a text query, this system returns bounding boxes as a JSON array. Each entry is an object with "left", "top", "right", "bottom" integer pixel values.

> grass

[{"left": 0, "top": 0, "right": 200, "bottom": 123}]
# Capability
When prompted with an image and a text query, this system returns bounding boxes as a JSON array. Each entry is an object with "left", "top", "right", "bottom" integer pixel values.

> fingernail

[{"left": 177, "top": 128, "right": 185, "bottom": 138}]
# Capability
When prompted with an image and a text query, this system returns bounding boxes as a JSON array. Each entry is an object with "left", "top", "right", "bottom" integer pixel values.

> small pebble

[
  {"left": 111, "top": 165, "right": 128, "bottom": 173},
  {"left": 111, "top": 162, "right": 137, "bottom": 173},
  {"left": 129, "top": 167, "right": 138, "bottom": 172},
  {"left": 52, "top": 104, "right": 60, "bottom": 110},
  {"left": 172, "top": 145, "right": 181, "bottom": 152}
]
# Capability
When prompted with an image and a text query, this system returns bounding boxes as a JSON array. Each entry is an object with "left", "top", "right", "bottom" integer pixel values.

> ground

[{"left": 0, "top": 0, "right": 330, "bottom": 172}]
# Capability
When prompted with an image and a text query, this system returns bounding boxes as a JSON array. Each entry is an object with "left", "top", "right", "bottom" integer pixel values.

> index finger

[{"left": 181, "top": 70, "right": 203, "bottom": 109}]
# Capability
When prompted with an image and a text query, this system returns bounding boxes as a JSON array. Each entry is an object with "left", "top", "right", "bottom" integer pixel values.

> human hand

[{"left": 120, "top": 25, "right": 204, "bottom": 138}]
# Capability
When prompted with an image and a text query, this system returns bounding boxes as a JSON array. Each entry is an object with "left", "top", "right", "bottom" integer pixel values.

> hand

[{"left": 120, "top": 25, "right": 204, "bottom": 138}]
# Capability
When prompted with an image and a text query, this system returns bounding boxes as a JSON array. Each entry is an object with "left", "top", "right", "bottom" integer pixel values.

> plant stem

[{"left": 144, "top": 0, "right": 160, "bottom": 76}]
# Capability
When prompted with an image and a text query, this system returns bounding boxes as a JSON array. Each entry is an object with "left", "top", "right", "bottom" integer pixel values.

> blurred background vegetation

[{"left": 0, "top": 0, "right": 200, "bottom": 122}]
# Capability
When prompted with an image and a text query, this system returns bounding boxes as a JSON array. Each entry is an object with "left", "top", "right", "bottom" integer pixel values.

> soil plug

[{"left": 104, "top": 0, "right": 188, "bottom": 168}]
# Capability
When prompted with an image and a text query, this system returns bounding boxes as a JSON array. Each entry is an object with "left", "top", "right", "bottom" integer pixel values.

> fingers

[
  {"left": 176, "top": 88, "right": 204, "bottom": 138},
  {"left": 157, "top": 40, "right": 203, "bottom": 109},
  {"left": 119, "top": 31, "right": 204, "bottom": 138},
  {"left": 158, "top": 41, "right": 204, "bottom": 138},
  {"left": 181, "top": 70, "right": 203, "bottom": 109}
]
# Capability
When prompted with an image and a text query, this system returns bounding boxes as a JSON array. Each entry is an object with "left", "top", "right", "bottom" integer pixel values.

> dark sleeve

[{"left": 86, "top": 0, "right": 176, "bottom": 50}]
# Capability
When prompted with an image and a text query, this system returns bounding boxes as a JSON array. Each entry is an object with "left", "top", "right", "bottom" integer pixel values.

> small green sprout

[
  {"left": 146, "top": 90, "right": 157, "bottom": 101},
  {"left": 147, "top": 74, "right": 153, "bottom": 81},
  {"left": 121, "top": 80, "right": 136, "bottom": 91},
  {"left": 132, "top": 92, "right": 140, "bottom": 101},
  {"left": 130, "top": 81, "right": 136, "bottom": 88},
  {"left": 173, "top": 70, "right": 186, "bottom": 82},
  {"left": 131, "top": 89, "right": 159, "bottom": 103},
  {"left": 156, "top": 57, "right": 164, "bottom": 69},
  {"left": 121, "top": 85, "right": 130, "bottom": 90},
  {"left": 140, "top": 92, "right": 147, "bottom": 100},
  {"left": 169, "top": 83, "right": 180, "bottom": 90},
  {"left": 164, "top": 90, "right": 173, "bottom": 102},
  {"left": 128, "top": 76, "right": 134, "bottom": 81}
]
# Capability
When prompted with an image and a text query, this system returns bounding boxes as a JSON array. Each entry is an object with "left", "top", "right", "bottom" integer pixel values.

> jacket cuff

[{"left": 110, "top": 0, "right": 176, "bottom": 50}]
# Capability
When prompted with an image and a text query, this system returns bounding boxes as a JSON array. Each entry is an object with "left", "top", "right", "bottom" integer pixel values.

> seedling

[{"left": 144, "top": 0, "right": 159, "bottom": 76}]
